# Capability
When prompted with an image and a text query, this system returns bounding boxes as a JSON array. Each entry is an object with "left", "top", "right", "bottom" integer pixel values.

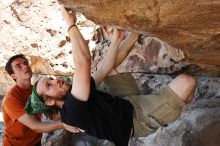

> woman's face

[{"left": 37, "top": 77, "right": 71, "bottom": 100}]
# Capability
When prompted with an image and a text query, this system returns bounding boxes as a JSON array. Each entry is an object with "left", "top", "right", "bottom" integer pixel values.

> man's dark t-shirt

[{"left": 60, "top": 77, "right": 133, "bottom": 146}]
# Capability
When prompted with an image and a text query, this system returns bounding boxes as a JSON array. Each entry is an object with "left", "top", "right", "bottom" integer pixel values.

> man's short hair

[{"left": 5, "top": 54, "right": 28, "bottom": 75}]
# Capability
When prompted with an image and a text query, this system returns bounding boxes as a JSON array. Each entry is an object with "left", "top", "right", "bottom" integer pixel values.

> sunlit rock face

[{"left": 59, "top": 0, "right": 220, "bottom": 76}]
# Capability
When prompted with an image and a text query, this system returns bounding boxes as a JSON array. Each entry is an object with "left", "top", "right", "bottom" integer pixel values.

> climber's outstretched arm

[{"left": 92, "top": 29, "right": 125, "bottom": 86}]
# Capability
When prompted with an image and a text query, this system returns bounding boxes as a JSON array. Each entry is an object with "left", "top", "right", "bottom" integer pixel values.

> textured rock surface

[
  {"left": 59, "top": 0, "right": 220, "bottom": 76},
  {"left": 42, "top": 130, "right": 115, "bottom": 146}
]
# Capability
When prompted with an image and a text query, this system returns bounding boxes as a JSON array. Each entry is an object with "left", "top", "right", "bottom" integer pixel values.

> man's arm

[
  {"left": 92, "top": 29, "right": 125, "bottom": 86},
  {"left": 92, "top": 30, "right": 138, "bottom": 86},
  {"left": 114, "top": 32, "right": 138, "bottom": 67},
  {"left": 19, "top": 114, "right": 82, "bottom": 133},
  {"left": 61, "top": 7, "right": 91, "bottom": 101},
  {"left": 107, "top": 32, "right": 139, "bottom": 76},
  {"left": 18, "top": 114, "right": 63, "bottom": 133}
]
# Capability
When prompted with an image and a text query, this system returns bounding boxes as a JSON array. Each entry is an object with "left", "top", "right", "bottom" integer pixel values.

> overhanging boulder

[{"left": 59, "top": 0, "right": 220, "bottom": 76}]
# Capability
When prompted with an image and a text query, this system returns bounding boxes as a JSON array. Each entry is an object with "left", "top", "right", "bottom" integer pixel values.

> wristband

[{"left": 68, "top": 24, "right": 77, "bottom": 34}]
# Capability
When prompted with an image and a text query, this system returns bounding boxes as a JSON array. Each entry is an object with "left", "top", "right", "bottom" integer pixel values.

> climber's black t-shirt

[{"left": 60, "top": 77, "right": 133, "bottom": 146}]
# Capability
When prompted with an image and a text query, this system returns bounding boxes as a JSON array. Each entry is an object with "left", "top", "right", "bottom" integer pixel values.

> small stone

[
  {"left": 66, "top": 36, "right": 70, "bottom": 42},
  {"left": 62, "top": 62, "right": 68, "bottom": 68},
  {"left": 3, "top": 20, "right": 10, "bottom": 24},
  {"left": 59, "top": 40, "right": 66, "bottom": 47},
  {"left": 46, "top": 28, "right": 57, "bottom": 36},
  {"left": 31, "top": 43, "right": 38, "bottom": 48}
]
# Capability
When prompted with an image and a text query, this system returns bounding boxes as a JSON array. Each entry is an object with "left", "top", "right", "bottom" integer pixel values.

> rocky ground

[
  {"left": 0, "top": 98, "right": 3, "bottom": 146},
  {"left": 0, "top": 121, "right": 3, "bottom": 146}
]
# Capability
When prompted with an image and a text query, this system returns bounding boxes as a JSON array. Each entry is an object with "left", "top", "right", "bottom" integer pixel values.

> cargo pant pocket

[{"left": 148, "top": 102, "right": 181, "bottom": 126}]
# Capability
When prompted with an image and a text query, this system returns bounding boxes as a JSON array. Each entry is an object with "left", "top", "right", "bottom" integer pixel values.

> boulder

[{"left": 59, "top": 0, "right": 220, "bottom": 76}]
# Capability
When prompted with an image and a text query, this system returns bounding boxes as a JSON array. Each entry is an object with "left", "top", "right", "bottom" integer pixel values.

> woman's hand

[
  {"left": 63, "top": 123, "right": 85, "bottom": 133},
  {"left": 61, "top": 6, "right": 77, "bottom": 27}
]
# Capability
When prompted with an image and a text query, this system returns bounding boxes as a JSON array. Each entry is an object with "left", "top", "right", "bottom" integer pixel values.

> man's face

[
  {"left": 11, "top": 58, "right": 32, "bottom": 82},
  {"left": 37, "top": 77, "right": 70, "bottom": 101}
]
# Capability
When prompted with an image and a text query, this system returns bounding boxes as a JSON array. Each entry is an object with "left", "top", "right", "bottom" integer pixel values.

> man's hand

[
  {"left": 61, "top": 6, "right": 77, "bottom": 27},
  {"left": 63, "top": 123, "right": 85, "bottom": 133},
  {"left": 112, "top": 29, "right": 126, "bottom": 44}
]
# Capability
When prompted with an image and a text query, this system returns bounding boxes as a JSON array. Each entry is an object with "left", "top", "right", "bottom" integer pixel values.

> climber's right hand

[{"left": 60, "top": 6, "right": 77, "bottom": 27}]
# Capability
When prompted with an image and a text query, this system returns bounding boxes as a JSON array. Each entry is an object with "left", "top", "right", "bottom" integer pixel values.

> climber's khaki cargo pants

[{"left": 99, "top": 73, "right": 186, "bottom": 137}]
